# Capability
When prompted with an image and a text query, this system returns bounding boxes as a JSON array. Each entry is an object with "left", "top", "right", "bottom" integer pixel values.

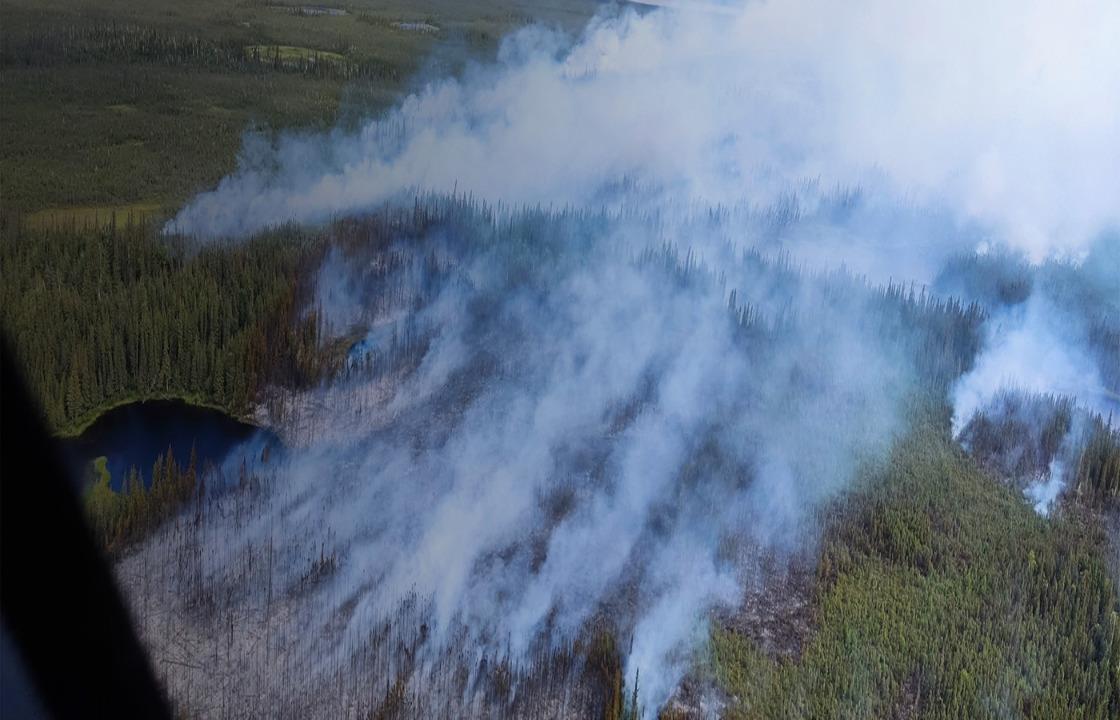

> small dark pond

[{"left": 61, "top": 400, "right": 277, "bottom": 490}]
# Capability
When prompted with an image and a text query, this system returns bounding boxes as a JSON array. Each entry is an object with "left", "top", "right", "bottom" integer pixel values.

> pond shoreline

[
  {"left": 55, "top": 393, "right": 262, "bottom": 440},
  {"left": 60, "top": 398, "right": 277, "bottom": 491}
]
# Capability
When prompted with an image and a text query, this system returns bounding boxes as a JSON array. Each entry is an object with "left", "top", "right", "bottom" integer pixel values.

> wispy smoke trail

[
  {"left": 951, "top": 294, "right": 1114, "bottom": 437},
  {"left": 947, "top": 237, "right": 1120, "bottom": 513}
]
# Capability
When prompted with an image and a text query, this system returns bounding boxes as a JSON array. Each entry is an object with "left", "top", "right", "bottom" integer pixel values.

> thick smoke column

[{"left": 169, "top": 0, "right": 1120, "bottom": 261}]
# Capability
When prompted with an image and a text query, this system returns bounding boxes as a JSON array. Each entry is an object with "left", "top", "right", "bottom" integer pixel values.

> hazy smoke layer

[
  {"left": 302, "top": 210, "right": 923, "bottom": 710},
  {"left": 134, "top": 200, "right": 980, "bottom": 715},
  {"left": 946, "top": 236, "right": 1120, "bottom": 512},
  {"left": 147, "top": 0, "right": 1120, "bottom": 714},
  {"left": 169, "top": 0, "right": 1120, "bottom": 260}
]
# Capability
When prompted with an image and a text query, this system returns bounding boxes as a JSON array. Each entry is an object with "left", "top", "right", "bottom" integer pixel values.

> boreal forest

[{"left": 1, "top": 1, "right": 1117, "bottom": 718}]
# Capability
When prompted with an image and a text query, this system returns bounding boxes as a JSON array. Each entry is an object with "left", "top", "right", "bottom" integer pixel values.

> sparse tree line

[
  {"left": 107, "top": 448, "right": 648, "bottom": 719},
  {"left": 934, "top": 243, "right": 1120, "bottom": 401},
  {"left": 84, "top": 445, "right": 202, "bottom": 553},
  {"left": 1075, "top": 422, "right": 1120, "bottom": 507},
  {"left": 0, "top": 22, "right": 400, "bottom": 81}
]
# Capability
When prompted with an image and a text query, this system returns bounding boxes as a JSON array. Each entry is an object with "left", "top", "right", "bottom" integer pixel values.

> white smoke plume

[
  {"left": 949, "top": 237, "right": 1120, "bottom": 514},
  {"left": 169, "top": 0, "right": 1120, "bottom": 261},
  {"left": 140, "top": 0, "right": 1120, "bottom": 714},
  {"left": 133, "top": 202, "right": 950, "bottom": 714},
  {"left": 952, "top": 294, "right": 1116, "bottom": 437}
]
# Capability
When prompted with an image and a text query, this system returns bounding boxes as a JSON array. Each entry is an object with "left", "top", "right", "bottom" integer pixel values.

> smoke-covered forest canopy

[{"left": 1, "top": 1, "right": 1118, "bottom": 719}]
